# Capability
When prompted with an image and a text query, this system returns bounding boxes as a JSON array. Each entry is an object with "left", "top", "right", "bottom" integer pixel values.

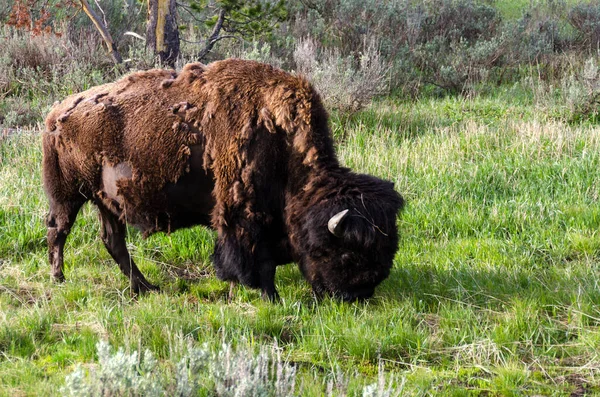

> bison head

[{"left": 292, "top": 174, "right": 404, "bottom": 301}]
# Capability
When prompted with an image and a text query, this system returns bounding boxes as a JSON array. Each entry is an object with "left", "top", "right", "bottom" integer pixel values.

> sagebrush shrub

[
  {"left": 0, "top": 27, "right": 118, "bottom": 127},
  {"left": 563, "top": 57, "right": 600, "bottom": 122},
  {"left": 210, "top": 342, "right": 297, "bottom": 397},
  {"left": 61, "top": 339, "right": 402, "bottom": 396},
  {"left": 361, "top": 361, "right": 402, "bottom": 397},
  {"left": 294, "top": 36, "right": 389, "bottom": 112},
  {"left": 235, "top": 41, "right": 286, "bottom": 69},
  {"left": 61, "top": 340, "right": 297, "bottom": 397},
  {"left": 291, "top": 0, "right": 407, "bottom": 57},
  {"left": 61, "top": 341, "right": 165, "bottom": 397},
  {"left": 1, "top": 27, "right": 63, "bottom": 72},
  {"left": 504, "top": 4, "right": 569, "bottom": 64}
]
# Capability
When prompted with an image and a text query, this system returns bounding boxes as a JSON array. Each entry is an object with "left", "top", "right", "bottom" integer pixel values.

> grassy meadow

[{"left": 2, "top": 82, "right": 600, "bottom": 395}]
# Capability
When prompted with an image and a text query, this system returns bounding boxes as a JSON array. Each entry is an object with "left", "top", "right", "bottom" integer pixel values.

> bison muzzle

[{"left": 42, "top": 59, "right": 404, "bottom": 301}]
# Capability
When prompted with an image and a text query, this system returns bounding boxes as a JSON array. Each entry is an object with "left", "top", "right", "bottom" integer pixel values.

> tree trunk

[
  {"left": 79, "top": 0, "right": 122, "bottom": 64},
  {"left": 146, "top": 0, "right": 180, "bottom": 67}
]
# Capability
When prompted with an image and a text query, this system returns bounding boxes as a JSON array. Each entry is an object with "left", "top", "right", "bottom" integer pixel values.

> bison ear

[{"left": 328, "top": 209, "right": 349, "bottom": 237}]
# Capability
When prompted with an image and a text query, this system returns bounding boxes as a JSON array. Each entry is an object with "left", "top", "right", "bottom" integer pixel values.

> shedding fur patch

[
  {"left": 259, "top": 107, "right": 276, "bottom": 133},
  {"left": 85, "top": 93, "right": 109, "bottom": 104},
  {"left": 161, "top": 79, "right": 175, "bottom": 89},
  {"left": 101, "top": 162, "right": 132, "bottom": 201},
  {"left": 57, "top": 96, "right": 84, "bottom": 123},
  {"left": 178, "top": 62, "right": 206, "bottom": 84},
  {"left": 303, "top": 147, "right": 318, "bottom": 165}
]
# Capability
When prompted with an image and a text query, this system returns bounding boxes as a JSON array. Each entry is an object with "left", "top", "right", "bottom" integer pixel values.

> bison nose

[{"left": 340, "top": 286, "right": 375, "bottom": 302}]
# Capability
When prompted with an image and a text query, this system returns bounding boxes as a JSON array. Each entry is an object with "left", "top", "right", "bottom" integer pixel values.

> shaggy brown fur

[{"left": 43, "top": 59, "right": 404, "bottom": 299}]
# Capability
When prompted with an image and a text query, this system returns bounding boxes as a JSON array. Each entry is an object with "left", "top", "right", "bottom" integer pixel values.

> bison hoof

[
  {"left": 131, "top": 280, "right": 160, "bottom": 296},
  {"left": 261, "top": 288, "right": 280, "bottom": 302},
  {"left": 52, "top": 272, "right": 65, "bottom": 283}
]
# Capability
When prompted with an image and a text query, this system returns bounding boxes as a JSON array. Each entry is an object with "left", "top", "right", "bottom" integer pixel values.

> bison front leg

[
  {"left": 212, "top": 231, "right": 280, "bottom": 301},
  {"left": 97, "top": 205, "right": 159, "bottom": 295},
  {"left": 258, "top": 259, "right": 279, "bottom": 301},
  {"left": 47, "top": 199, "right": 84, "bottom": 282}
]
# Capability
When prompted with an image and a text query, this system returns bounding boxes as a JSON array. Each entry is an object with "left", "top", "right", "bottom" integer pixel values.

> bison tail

[
  {"left": 42, "top": 132, "right": 63, "bottom": 198},
  {"left": 42, "top": 132, "right": 83, "bottom": 202}
]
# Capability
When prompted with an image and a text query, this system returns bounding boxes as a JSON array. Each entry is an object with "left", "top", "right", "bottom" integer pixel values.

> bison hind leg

[
  {"left": 97, "top": 205, "right": 159, "bottom": 295},
  {"left": 47, "top": 199, "right": 85, "bottom": 282}
]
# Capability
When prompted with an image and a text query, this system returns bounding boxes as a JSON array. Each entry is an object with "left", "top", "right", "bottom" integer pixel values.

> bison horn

[{"left": 328, "top": 209, "right": 349, "bottom": 237}]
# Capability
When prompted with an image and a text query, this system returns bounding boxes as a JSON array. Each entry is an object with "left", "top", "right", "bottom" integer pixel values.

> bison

[{"left": 43, "top": 59, "right": 404, "bottom": 301}]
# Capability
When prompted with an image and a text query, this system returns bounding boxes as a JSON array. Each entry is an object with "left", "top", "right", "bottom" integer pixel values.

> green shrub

[
  {"left": 569, "top": 2, "right": 600, "bottom": 50},
  {"left": 506, "top": 4, "right": 569, "bottom": 64},
  {"left": 0, "top": 97, "right": 39, "bottom": 128},
  {"left": 291, "top": 0, "right": 502, "bottom": 94},
  {"left": 290, "top": 0, "right": 405, "bottom": 56},
  {"left": 419, "top": 0, "right": 499, "bottom": 44},
  {"left": 410, "top": 34, "right": 505, "bottom": 94}
]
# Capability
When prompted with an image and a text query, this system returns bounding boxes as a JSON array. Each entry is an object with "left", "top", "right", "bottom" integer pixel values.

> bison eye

[{"left": 341, "top": 253, "right": 353, "bottom": 265}]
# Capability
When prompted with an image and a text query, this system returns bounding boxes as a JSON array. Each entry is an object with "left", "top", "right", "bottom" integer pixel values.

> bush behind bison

[{"left": 42, "top": 59, "right": 404, "bottom": 301}]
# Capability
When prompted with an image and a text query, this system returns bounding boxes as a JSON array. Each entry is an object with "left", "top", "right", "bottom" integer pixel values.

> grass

[{"left": 2, "top": 87, "right": 600, "bottom": 395}]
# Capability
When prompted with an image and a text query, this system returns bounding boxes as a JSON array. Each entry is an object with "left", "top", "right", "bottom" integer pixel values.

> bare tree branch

[
  {"left": 197, "top": 8, "right": 226, "bottom": 61},
  {"left": 181, "top": 34, "right": 240, "bottom": 44},
  {"left": 176, "top": 2, "right": 208, "bottom": 23},
  {"left": 79, "top": 0, "right": 123, "bottom": 64},
  {"left": 93, "top": 0, "right": 108, "bottom": 28}
]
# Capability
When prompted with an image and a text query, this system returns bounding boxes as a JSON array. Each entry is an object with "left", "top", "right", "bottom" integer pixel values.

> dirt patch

[
  {"left": 164, "top": 261, "right": 211, "bottom": 282},
  {"left": 52, "top": 321, "right": 109, "bottom": 339},
  {"left": 0, "top": 285, "right": 51, "bottom": 306},
  {"left": 562, "top": 373, "right": 592, "bottom": 397}
]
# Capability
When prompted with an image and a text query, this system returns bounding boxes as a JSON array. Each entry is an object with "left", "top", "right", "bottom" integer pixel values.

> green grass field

[{"left": 2, "top": 87, "right": 600, "bottom": 395}]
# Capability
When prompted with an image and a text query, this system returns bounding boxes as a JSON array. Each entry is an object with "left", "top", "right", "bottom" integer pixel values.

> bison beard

[{"left": 42, "top": 59, "right": 404, "bottom": 301}]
